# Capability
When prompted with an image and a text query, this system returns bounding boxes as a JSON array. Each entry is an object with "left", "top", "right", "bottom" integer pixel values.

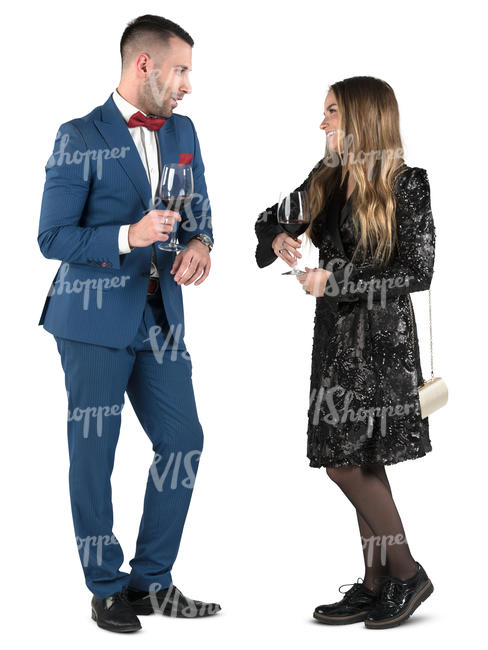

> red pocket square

[{"left": 178, "top": 153, "right": 194, "bottom": 166}]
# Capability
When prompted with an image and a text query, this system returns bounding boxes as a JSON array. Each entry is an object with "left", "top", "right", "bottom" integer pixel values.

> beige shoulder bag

[
  {"left": 405, "top": 290, "right": 448, "bottom": 418},
  {"left": 394, "top": 236, "right": 448, "bottom": 418}
]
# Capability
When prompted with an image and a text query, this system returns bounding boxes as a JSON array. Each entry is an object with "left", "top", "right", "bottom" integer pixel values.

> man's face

[{"left": 140, "top": 36, "right": 193, "bottom": 118}]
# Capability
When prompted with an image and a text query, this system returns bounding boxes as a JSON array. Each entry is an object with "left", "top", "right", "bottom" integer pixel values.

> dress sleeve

[
  {"left": 320, "top": 167, "right": 436, "bottom": 310},
  {"left": 254, "top": 158, "right": 323, "bottom": 268}
]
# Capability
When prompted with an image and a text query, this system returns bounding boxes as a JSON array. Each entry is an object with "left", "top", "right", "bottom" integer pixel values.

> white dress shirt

[{"left": 112, "top": 89, "right": 161, "bottom": 277}]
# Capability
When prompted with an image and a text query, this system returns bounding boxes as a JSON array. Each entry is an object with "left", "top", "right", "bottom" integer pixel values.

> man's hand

[
  {"left": 297, "top": 266, "right": 332, "bottom": 297},
  {"left": 170, "top": 238, "right": 211, "bottom": 286},
  {"left": 128, "top": 210, "right": 182, "bottom": 248}
]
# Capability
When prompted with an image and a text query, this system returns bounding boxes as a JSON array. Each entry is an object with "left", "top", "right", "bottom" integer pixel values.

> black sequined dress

[{"left": 254, "top": 161, "right": 436, "bottom": 468}]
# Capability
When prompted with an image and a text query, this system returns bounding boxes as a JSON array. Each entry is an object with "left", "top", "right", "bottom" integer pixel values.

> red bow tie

[{"left": 127, "top": 111, "right": 167, "bottom": 131}]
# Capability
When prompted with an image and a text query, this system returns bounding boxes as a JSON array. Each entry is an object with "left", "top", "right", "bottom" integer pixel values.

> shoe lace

[
  {"left": 338, "top": 578, "right": 364, "bottom": 600},
  {"left": 108, "top": 587, "right": 130, "bottom": 608}
]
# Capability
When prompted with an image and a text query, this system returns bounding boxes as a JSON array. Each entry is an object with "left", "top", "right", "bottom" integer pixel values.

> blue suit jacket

[{"left": 38, "top": 94, "right": 213, "bottom": 348}]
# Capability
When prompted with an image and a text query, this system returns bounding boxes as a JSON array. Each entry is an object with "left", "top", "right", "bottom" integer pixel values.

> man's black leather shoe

[
  {"left": 313, "top": 578, "right": 382, "bottom": 625},
  {"left": 91, "top": 587, "right": 142, "bottom": 632},
  {"left": 127, "top": 584, "right": 221, "bottom": 618},
  {"left": 364, "top": 561, "right": 434, "bottom": 629}
]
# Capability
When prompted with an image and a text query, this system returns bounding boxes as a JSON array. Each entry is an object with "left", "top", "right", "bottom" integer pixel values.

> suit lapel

[
  {"left": 156, "top": 117, "right": 178, "bottom": 172},
  {"left": 93, "top": 94, "right": 177, "bottom": 207}
]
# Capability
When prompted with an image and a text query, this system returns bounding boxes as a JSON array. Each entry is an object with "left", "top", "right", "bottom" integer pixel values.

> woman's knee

[
  {"left": 326, "top": 466, "right": 346, "bottom": 483},
  {"left": 326, "top": 465, "right": 359, "bottom": 485}
]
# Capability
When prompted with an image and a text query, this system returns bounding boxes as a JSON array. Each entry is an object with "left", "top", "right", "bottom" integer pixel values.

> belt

[{"left": 147, "top": 277, "right": 160, "bottom": 295}]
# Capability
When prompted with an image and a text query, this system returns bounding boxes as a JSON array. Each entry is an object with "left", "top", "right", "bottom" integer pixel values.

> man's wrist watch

[{"left": 191, "top": 234, "right": 213, "bottom": 251}]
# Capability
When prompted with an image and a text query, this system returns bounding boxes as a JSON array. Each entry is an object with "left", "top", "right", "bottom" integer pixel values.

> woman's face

[{"left": 320, "top": 90, "right": 339, "bottom": 151}]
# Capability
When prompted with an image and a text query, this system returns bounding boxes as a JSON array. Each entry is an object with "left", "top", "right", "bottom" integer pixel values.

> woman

[{"left": 254, "top": 76, "right": 435, "bottom": 630}]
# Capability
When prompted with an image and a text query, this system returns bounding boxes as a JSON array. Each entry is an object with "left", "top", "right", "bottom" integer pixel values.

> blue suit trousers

[{"left": 54, "top": 290, "right": 204, "bottom": 598}]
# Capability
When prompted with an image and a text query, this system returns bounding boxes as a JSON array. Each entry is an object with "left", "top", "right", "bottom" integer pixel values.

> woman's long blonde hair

[{"left": 305, "top": 76, "right": 407, "bottom": 267}]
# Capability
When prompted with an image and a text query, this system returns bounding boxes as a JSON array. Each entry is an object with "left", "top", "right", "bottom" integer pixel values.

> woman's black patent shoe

[
  {"left": 313, "top": 578, "right": 382, "bottom": 625},
  {"left": 364, "top": 561, "right": 434, "bottom": 629}
]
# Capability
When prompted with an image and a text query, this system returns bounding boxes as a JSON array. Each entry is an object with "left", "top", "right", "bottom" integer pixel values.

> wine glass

[
  {"left": 277, "top": 190, "right": 311, "bottom": 275},
  {"left": 157, "top": 163, "right": 194, "bottom": 252}
]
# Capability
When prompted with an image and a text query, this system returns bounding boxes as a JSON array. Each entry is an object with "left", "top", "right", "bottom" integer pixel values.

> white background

[{"left": 1, "top": 0, "right": 486, "bottom": 647}]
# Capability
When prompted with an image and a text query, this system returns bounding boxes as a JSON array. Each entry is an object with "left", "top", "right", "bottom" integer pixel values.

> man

[{"left": 38, "top": 14, "right": 220, "bottom": 632}]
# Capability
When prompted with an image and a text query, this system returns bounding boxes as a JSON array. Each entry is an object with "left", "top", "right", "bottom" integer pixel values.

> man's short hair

[{"left": 120, "top": 14, "right": 194, "bottom": 67}]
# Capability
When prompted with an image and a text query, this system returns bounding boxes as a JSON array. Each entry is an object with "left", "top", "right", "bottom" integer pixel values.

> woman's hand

[
  {"left": 272, "top": 233, "right": 303, "bottom": 267},
  {"left": 297, "top": 266, "right": 332, "bottom": 297}
]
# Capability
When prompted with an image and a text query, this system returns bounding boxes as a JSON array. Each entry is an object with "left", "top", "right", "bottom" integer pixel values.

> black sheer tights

[{"left": 326, "top": 463, "right": 418, "bottom": 591}]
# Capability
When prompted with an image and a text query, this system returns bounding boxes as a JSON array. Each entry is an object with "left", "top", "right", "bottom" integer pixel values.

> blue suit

[
  {"left": 38, "top": 94, "right": 213, "bottom": 598},
  {"left": 38, "top": 93, "right": 213, "bottom": 348}
]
